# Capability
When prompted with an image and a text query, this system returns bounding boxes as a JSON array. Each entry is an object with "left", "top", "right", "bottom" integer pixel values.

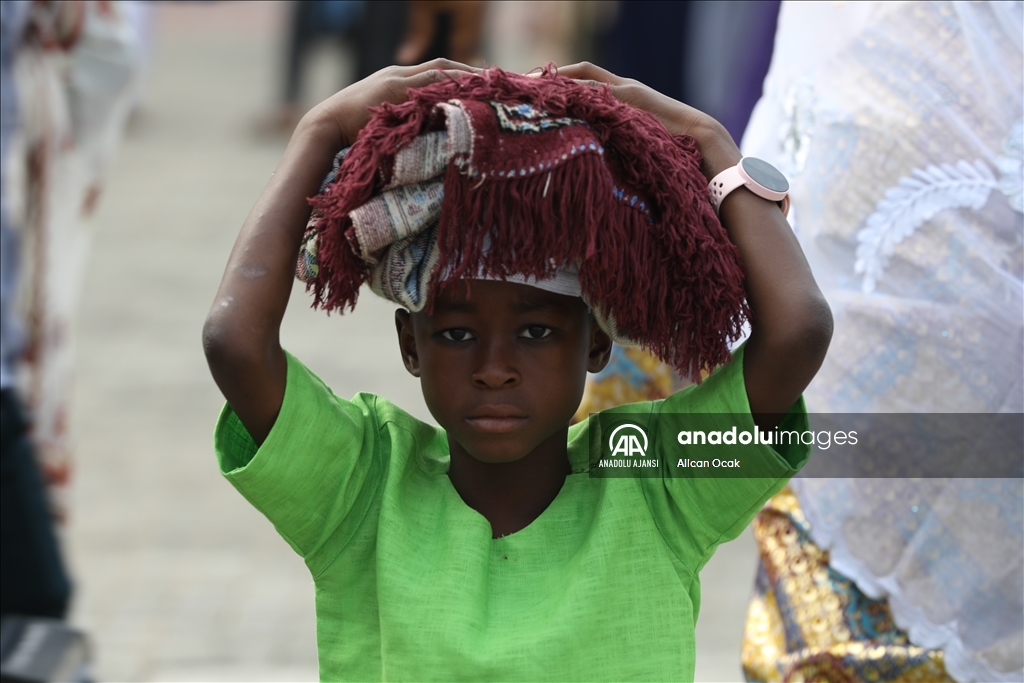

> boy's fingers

[
  {"left": 402, "top": 58, "right": 483, "bottom": 76},
  {"left": 401, "top": 67, "right": 475, "bottom": 90},
  {"left": 557, "top": 62, "right": 626, "bottom": 86},
  {"left": 524, "top": 68, "right": 603, "bottom": 90}
]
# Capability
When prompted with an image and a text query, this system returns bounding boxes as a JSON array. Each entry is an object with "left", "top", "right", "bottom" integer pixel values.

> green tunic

[{"left": 215, "top": 345, "right": 808, "bottom": 681}]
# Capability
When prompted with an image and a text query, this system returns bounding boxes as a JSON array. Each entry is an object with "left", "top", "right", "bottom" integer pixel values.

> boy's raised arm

[
  {"left": 559, "top": 63, "right": 833, "bottom": 428},
  {"left": 202, "top": 61, "right": 478, "bottom": 445}
]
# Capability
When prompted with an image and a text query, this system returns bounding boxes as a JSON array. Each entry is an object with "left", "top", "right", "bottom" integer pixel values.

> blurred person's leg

[
  {"left": 0, "top": 389, "right": 71, "bottom": 620},
  {"left": 259, "top": 0, "right": 319, "bottom": 135},
  {"left": 356, "top": 0, "right": 407, "bottom": 79},
  {"left": 394, "top": 1, "right": 484, "bottom": 66},
  {"left": 263, "top": 1, "right": 366, "bottom": 136},
  {"left": 282, "top": 0, "right": 318, "bottom": 108}
]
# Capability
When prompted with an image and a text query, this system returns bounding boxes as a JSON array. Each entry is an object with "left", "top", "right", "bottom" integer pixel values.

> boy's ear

[
  {"left": 395, "top": 308, "right": 421, "bottom": 377},
  {"left": 587, "top": 323, "right": 613, "bottom": 373}
]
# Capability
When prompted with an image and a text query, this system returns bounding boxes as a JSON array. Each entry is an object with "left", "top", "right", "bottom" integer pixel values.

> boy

[{"left": 203, "top": 60, "right": 832, "bottom": 681}]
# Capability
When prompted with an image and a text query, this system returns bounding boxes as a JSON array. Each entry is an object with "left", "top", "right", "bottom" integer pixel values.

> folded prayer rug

[{"left": 297, "top": 67, "right": 748, "bottom": 378}]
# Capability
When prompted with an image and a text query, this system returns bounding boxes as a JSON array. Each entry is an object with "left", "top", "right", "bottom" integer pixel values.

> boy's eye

[
  {"left": 520, "top": 326, "right": 552, "bottom": 340},
  {"left": 440, "top": 328, "right": 474, "bottom": 342}
]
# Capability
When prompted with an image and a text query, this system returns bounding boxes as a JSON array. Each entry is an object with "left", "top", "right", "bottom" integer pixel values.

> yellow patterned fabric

[
  {"left": 742, "top": 488, "right": 954, "bottom": 683},
  {"left": 574, "top": 344, "right": 689, "bottom": 421}
]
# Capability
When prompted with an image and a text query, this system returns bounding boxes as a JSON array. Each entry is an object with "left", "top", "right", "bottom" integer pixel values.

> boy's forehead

[{"left": 428, "top": 280, "right": 587, "bottom": 315}]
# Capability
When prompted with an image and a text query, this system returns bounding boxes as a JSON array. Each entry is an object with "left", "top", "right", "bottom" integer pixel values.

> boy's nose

[{"left": 471, "top": 343, "right": 520, "bottom": 389}]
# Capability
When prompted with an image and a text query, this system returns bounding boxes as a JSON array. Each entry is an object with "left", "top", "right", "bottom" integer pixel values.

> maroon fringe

[{"left": 307, "top": 67, "right": 748, "bottom": 378}]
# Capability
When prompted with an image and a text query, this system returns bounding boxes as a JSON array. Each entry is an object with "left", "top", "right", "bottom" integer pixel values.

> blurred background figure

[
  {"left": 257, "top": 0, "right": 366, "bottom": 135},
  {"left": 740, "top": 2, "right": 1022, "bottom": 681},
  {"left": 2, "top": 0, "right": 141, "bottom": 650},
  {"left": 0, "top": 0, "right": 71, "bottom": 628},
  {"left": 599, "top": 0, "right": 781, "bottom": 143},
  {"left": 12, "top": 0, "right": 144, "bottom": 523},
  {"left": 396, "top": 0, "right": 485, "bottom": 66},
  {"left": 258, "top": 0, "right": 486, "bottom": 136},
  {"left": 259, "top": 0, "right": 780, "bottom": 145},
  {"left": 485, "top": 1, "right": 610, "bottom": 74}
]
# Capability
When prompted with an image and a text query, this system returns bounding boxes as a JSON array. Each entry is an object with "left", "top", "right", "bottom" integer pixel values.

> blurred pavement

[{"left": 65, "top": 3, "right": 758, "bottom": 680}]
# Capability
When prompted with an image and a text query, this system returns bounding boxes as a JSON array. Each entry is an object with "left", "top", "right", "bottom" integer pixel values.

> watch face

[{"left": 741, "top": 157, "right": 789, "bottom": 193}]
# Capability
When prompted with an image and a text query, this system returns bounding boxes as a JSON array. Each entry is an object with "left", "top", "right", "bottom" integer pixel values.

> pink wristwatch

[{"left": 709, "top": 157, "right": 790, "bottom": 217}]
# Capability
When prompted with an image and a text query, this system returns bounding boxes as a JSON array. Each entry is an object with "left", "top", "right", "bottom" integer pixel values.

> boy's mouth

[{"left": 465, "top": 406, "right": 528, "bottom": 433}]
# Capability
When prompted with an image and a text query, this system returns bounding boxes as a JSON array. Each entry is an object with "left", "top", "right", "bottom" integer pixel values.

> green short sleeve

[
  {"left": 213, "top": 351, "right": 384, "bottom": 574},
  {"left": 642, "top": 343, "right": 811, "bottom": 571}
]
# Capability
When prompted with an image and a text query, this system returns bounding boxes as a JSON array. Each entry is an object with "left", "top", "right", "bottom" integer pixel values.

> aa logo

[{"left": 608, "top": 423, "right": 649, "bottom": 458}]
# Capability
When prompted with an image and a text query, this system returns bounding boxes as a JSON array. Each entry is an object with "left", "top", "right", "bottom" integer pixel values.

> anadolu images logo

[
  {"left": 608, "top": 423, "right": 648, "bottom": 458},
  {"left": 596, "top": 421, "right": 659, "bottom": 471}
]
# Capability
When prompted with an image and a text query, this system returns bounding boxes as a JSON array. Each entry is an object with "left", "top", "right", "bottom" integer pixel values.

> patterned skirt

[{"left": 742, "top": 488, "right": 954, "bottom": 683}]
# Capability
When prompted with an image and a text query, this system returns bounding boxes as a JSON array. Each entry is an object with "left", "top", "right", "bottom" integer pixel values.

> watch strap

[
  {"left": 709, "top": 165, "right": 748, "bottom": 213},
  {"left": 708, "top": 157, "right": 790, "bottom": 217}
]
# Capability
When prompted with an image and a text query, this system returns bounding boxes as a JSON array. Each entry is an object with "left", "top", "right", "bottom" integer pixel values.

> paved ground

[{"left": 65, "top": 3, "right": 758, "bottom": 680}]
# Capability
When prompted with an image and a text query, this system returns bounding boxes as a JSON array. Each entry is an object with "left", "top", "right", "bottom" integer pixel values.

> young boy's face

[{"left": 396, "top": 280, "right": 611, "bottom": 464}]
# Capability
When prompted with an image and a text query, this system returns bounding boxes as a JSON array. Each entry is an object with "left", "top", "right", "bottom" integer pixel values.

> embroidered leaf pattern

[{"left": 854, "top": 160, "right": 997, "bottom": 293}]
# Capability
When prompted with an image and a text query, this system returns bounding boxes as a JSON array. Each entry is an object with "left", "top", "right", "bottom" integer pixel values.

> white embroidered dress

[{"left": 742, "top": 2, "right": 1023, "bottom": 681}]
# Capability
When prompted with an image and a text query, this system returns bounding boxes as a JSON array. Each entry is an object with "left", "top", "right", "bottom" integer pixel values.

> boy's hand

[
  {"left": 557, "top": 62, "right": 832, "bottom": 427},
  {"left": 306, "top": 59, "right": 482, "bottom": 150},
  {"left": 556, "top": 62, "right": 712, "bottom": 137},
  {"left": 205, "top": 60, "right": 479, "bottom": 445},
  {"left": 555, "top": 62, "right": 740, "bottom": 179}
]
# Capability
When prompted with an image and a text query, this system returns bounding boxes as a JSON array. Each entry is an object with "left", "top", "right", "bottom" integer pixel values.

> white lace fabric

[{"left": 742, "top": 2, "right": 1023, "bottom": 681}]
